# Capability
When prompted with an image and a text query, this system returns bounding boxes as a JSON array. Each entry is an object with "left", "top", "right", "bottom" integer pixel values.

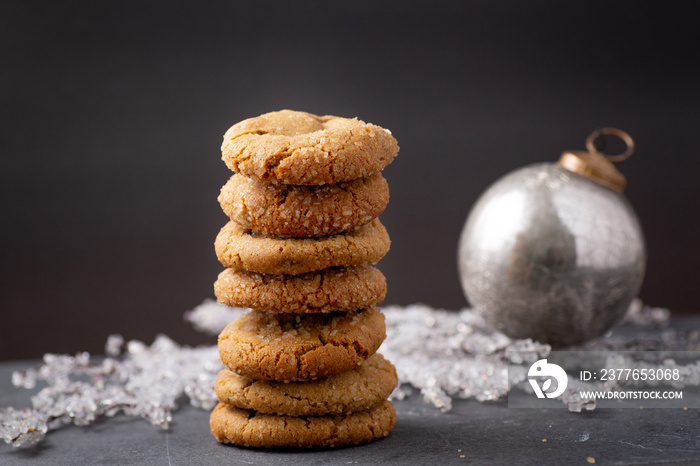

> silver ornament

[{"left": 458, "top": 128, "right": 646, "bottom": 347}]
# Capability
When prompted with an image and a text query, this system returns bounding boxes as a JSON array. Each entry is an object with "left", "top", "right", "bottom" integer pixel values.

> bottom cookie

[{"left": 209, "top": 400, "right": 396, "bottom": 448}]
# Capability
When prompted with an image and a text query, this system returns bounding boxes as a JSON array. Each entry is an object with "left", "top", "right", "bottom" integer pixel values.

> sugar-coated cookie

[
  {"left": 221, "top": 110, "right": 399, "bottom": 185},
  {"left": 218, "top": 307, "right": 386, "bottom": 382},
  {"left": 214, "top": 265, "right": 387, "bottom": 313},
  {"left": 215, "top": 353, "right": 397, "bottom": 416},
  {"left": 218, "top": 172, "right": 389, "bottom": 238},
  {"left": 214, "top": 218, "right": 390, "bottom": 275},
  {"left": 210, "top": 400, "right": 396, "bottom": 448}
]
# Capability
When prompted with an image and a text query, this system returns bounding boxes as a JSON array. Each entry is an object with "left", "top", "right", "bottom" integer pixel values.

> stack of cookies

[{"left": 209, "top": 110, "right": 400, "bottom": 448}]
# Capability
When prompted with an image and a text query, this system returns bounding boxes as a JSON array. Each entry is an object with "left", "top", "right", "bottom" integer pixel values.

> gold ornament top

[{"left": 558, "top": 127, "right": 634, "bottom": 193}]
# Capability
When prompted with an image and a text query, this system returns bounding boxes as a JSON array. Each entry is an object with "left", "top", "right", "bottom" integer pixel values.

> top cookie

[{"left": 221, "top": 110, "right": 399, "bottom": 185}]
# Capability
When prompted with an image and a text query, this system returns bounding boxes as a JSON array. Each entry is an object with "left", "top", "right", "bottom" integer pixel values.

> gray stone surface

[{"left": 1, "top": 360, "right": 699, "bottom": 465}]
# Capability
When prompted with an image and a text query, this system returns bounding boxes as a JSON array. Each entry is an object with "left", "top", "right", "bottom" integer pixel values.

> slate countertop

[{"left": 1, "top": 357, "right": 699, "bottom": 465}]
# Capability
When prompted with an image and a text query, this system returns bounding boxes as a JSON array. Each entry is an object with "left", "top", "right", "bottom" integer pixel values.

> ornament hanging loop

[
  {"left": 558, "top": 127, "right": 634, "bottom": 192},
  {"left": 585, "top": 127, "right": 635, "bottom": 162}
]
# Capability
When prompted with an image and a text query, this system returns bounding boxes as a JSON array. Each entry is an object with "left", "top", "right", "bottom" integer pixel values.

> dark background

[{"left": 1, "top": 1, "right": 698, "bottom": 361}]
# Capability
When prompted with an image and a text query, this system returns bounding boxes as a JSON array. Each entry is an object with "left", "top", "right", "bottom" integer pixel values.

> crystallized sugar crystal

[
  {"left": 0, "top": 408, "right": 48, "bottom": 447},
  {"left": 1, "top": 334, "right": 221, "bottom": 447},
  {"left": 1, "top": 299, "right": 696, "bottom": 446},
  {"left": 379, "top": 304, "right": 547, "bottom": 411},
  {"left": 183, "top": 300, "right": 244, "bottom": 335}
]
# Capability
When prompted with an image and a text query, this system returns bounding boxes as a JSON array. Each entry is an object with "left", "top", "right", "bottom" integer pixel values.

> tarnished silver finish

[{"left": 458, "top": 163, "right": 646, "bottom": 347}]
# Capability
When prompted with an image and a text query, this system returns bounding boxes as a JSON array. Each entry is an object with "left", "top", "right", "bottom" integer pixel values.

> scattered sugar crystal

[
  {"left": 2, "top": 332, "right": 221, "bottom": 447},
  {"left": 105, "top": 334, "right": 124, "bottom": 357},
  {"left": 11, "top": 369, "right": 37, "bottom": 390},
  {"left": 183, "top": 299, "right": 245, "bottom": 334},
  {"left": 621, "top": 298, "right": 670, "bottom": 328},
  {"left": 0, "top": 408, "right": 48, "bottom": 447}
]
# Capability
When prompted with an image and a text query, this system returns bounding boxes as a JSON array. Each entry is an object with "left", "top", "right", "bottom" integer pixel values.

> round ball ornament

[{"left": 458, "top": 129, "right": 646, "bottom": 347}]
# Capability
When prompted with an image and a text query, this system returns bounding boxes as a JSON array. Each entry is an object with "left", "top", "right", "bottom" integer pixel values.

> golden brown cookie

[
  {"left": 214, "top": 265, "right": 387, "bottom": 313},
  {"left": 218, "top": 172, "right": 389, "bottom": 238},
  {"left": 218, "top": 307, "right": 386, "bottom": 382},
  {"left": 220, "top": 110, "right": 399, "bottom": 185},
  {"left": 210, "top": 400, "right": 396, "bottom": 448},
  {"left": 214, "top": 218, "right": 390, "bottom": 275},
  {"left": 214, "top": 353, "right": 397, "bottom": 416}
]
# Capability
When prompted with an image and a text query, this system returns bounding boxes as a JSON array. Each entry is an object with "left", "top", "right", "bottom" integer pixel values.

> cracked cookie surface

[
  {"left": 220, "top": 110, "right": 399, "bottom": 185},
  {"left": 215, "top": 353, "right": 397, "bottom": 415},
  {"left": 218, "top": 172, "right": 389, "bottom": 238},
  {"left": 214, "top": 218, "right": 390, "bottom": 275},
  {"left": 209, "top": 400, "right": 396, "bottom": 448},
  {"left": 214, "top": 265, "right": 387, "bottom": 313},
  {"left": 218, "top": 307, "right": 386, "bottom": 382}
]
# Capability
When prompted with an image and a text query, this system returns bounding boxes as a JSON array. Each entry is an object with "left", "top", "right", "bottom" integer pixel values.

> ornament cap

[
  {"left": 559, "top": 150, "right": 627, "bottom": 192},
  {"left": 558, "top": 128, "right": 634, "bottom": 193}
]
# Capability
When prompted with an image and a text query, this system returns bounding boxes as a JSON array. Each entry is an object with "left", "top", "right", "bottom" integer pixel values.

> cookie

[
  {"left": 220, "top": 110, "right": 399, "bottom": 185},
  {"left": 214, "top": 265, "right": 387, "bottom": 313},
  {"left": 218, "top": 172, "right": 389, "bottom": 238},
  {"left": 210, "top": 400, "right": 396, "bottom": 448},
  {"left": 218, "top": 307, "right": 386, "bottom": 382},
  {"left": 214, "top": 218, "right": 390, "bottom": 275},
  {"left": 214, "top": 353, "right": 397, "bottom": 416}
]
